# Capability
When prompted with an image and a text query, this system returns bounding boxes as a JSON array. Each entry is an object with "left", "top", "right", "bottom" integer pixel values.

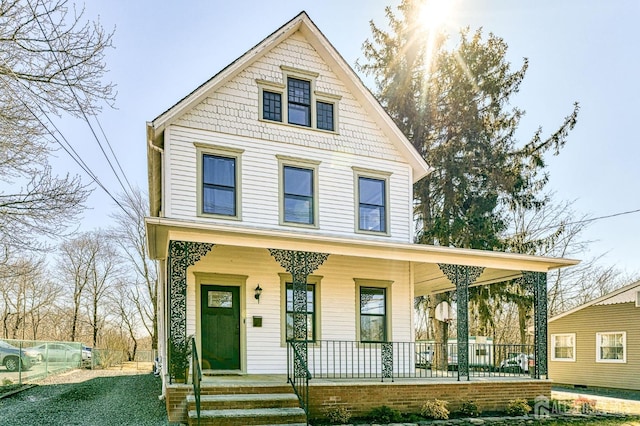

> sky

[{"left": 50, "top": 0, "right": 639, "bottom": 276}]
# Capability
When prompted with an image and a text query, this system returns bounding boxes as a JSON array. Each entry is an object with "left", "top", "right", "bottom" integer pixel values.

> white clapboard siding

[
  {"left": 183, "top": 245, "right": 414, "bottom": 375},
  {"left": 162, "top": 29, "right": 415, "bottom": 241}
]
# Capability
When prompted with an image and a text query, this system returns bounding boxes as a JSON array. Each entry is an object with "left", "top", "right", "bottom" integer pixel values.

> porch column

[
  {"left": 269, "top": 249, "right": 329, "bottom": 377},
  {"left": 167, "top": 240, "right": 214, "bottom": 382},
  {"left": 438, "top": 264, "right": 484, "bottom": 381},
  {"left": 523, "top": 271, "right": 548, "bottom": 379}
]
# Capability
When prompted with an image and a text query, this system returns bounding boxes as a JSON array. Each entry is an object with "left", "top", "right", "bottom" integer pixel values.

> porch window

[
  {"left": 596, "top": 332, "right": 626, "bottom": 363},
  {"left": 551, "top": 333, "right": 575, "bottom": 361},
  {"left": 360, "top": 287, "right": 386, "bottom": 342},
  {"left": 358, "top": 177, "right": 386, "bottom": 233},
  {"left": 202, "top": 154, "right": 236, "bottom": 216},
  {"left": 283, "top": 166, "right": 314, "bottom": 225},
  {"left": 285, "top": 283, "right": 315, "bottom": 341}
]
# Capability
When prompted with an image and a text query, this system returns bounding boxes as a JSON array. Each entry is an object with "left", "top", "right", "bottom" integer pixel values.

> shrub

[
  {"left": 2, "top": 378, "right": 13, "bottom": 386},
  {"left": 505, "top": 398, "right": 531, "bottom": 416},
  {"left": 460, "top": 400, "right": 481, "bottom": 417},
  {"left": 368, "top": 405, "right": 402, "bottom": 423},
  {"left": 420, "top": 399, "right": 450, "bottom": 420},
  {"left": 323, "top": 404, "right": 351, "bottom": 424}
]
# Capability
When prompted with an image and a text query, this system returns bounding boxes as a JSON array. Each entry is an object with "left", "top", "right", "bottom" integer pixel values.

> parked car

[
  {"left": 0, "top": 340, "right": 39, "bottom": 372},
  {"left": 499, "top": 353, "right": 533, "bottom": 373},
  {"left": 82, "top": 346, "right": 92, "bottom": 361},
  {"left": 415, "top": 350, "right": 433, "bottom": 369},
  {"left": 32, "top": 343, "right": 85, "bottom": 363}
]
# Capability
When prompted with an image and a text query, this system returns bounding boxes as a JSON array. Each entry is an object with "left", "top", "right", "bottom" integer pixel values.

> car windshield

[{"left": 0, "top": 340, "right": 15, "bottom": 349}]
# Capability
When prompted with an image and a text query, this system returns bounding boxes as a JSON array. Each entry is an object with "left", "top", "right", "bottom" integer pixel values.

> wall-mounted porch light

[{"left": 254, "top": 284, "right": 263, "bottom": 303}]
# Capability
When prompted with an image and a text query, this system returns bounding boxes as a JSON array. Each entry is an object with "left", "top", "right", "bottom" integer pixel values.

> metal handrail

[
  {"left": 287, "top": 341, "right": 311, "bottom": 425},
  {"left": 190, "top": 337, "right": 201, "bottom": 426}
]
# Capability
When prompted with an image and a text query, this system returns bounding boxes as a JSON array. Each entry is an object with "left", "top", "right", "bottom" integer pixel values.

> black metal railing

[
  {"left": 301, "top": 340, "right": 534, "bottom": 380},
  {"left": 190, "top": 337, "right": 201, "bottom": 426},
  {"left": 286, "top": 342, "right": 310, "bottom": 424}
]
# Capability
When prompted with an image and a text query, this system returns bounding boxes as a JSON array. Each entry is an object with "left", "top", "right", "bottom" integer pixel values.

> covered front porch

[{"left": 147, "top": 217, "right": 577, "bottom": 423}]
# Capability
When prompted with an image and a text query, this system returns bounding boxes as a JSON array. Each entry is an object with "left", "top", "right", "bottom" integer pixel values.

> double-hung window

[
  {"left": 596, "top": 332, "right": 626, "bottom": 363},
  {"left": 279, "top": 156, "right": 320, "bottom": 227},
  {"left": 358, "top": 177, "right": 386, "bottom": 232},
  {"left": 257, "top": 66, "right": 340, "bottom": 132},
  {"left": 551, "top": 333, "right": 575, "bottom": 361},
  {"left": 285, "top": 283, "right": 315, "bottom": 341},
  {"left": 287, "top": 78, "right": 311, "bottom": 127},
  {"left": 359, "top": 287, "right": 387, "bottom": 342},
  {"left": 202, "top": 154, "right": 236, "bottom": 216}
]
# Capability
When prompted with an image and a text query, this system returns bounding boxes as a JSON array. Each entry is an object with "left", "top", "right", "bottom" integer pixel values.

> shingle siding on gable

[
  {"left": 164, "top": 30, "right": 415, "bottom": 241},
  {"left": 174, "top": 32, "right": 404, "bottom": 162}
]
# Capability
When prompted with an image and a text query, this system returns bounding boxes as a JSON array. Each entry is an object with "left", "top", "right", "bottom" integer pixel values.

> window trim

[
  {"left": 550, "top": 333, "right": 576, "bottom": 362},
  {"left": 256, "top": 66, "right": 340, "bottom": 134},
  {"left": 596, "top": 331, "right": 626, "bottom": 363},
  {"left": 195, "top": 143, "right": 244, "bottom": 220},
  {"left": 353, "top": 167, "right": 392, "bottom": 236},
  {"left": 280, "top": 273, "right": 322, "bottom": 347},
  {"left": 355, "top": 279, "right": 393, "bottom": 343},
  {"left": 277, "top": 155, "right": 320, "bottom": 229}
]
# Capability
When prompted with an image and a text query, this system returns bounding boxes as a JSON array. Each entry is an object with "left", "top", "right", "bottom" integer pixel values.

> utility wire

[{"left": 28, "top": 0, "right": 136, "bottom": 199}]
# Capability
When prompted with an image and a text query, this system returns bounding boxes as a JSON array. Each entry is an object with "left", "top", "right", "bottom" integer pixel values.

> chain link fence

[{"left": 0, "top": 338, "right": 156, "bottom": 386}]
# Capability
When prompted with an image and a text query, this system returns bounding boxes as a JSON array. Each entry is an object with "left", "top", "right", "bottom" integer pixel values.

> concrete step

[
  {"left": 187, "top": 393, "right": 299, "bottom": 410},
  {"left": 198, "top": 384, "right": 294, "bottom": 395},
  {"left": 188, "top": 407, "right": 306, "bottom": 426}
]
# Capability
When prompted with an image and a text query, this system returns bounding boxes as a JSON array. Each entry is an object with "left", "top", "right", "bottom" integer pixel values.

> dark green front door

[{"left": 201, "top": 285, "right": 240, "bottom": 370}]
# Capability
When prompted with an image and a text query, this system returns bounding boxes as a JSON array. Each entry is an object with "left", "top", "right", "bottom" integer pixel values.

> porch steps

[{"left": 186, "top": 385, "right": 306, "bottom": 425}]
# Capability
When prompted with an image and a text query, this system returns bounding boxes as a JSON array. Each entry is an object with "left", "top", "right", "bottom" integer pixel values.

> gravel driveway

[{"left": 0, "top": 369, "right": 169, "bottom": 425}]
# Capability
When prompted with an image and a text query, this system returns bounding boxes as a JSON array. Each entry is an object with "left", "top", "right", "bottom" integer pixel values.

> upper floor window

[
  {"left": 263, "top": 91, "right": 282, "bottom": 122},
  {"left": 358, "top": 177, "right": 386, "bottom": 232},
  {"left": 257, "top": 66, "right": 341, "bottom": 132},
  {"left": 196, "top": 143, "right": 243, "bottom": 219},
  {"left": 283, "top": 166, "right": 314, "bottom": 224},
  {"left": 596, "top": 332, "right": 626, "bottom": 363},
  {"left": 287, "top": 78, "right": 311, "bottom": 127},
  {"left": 203, "top": 154, "right": 236, "bottom": 216},
  {"left": 278, "top": 155, "right": 320, "bottom": 228}
]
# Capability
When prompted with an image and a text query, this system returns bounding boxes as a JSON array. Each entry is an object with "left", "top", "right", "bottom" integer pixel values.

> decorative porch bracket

[
  {"left": 438, "top": 264, "right": 484, "bottom": 381},
  {"left": 523, "top": 271, "right": 548, "bottom": 379},
  {"left": 269, "top": 249, "right": 329, "bottom": 378},
  {"left": 167, "top": 240, "right": 214, "bottom": 382}
]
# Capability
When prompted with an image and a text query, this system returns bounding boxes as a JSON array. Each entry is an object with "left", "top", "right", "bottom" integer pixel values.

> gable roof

[
  {"left": 147, "top": 11, "right": 431, "bottom": 181},
  {"left": 548, "top": 280, "right": 640, "bottom": 323}
]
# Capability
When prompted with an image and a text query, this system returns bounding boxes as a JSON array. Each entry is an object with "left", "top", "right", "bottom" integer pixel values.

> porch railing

[
  {"left": 190, "top": 337, "right": 201, "bottom": 426},
  {"left": 286, "top": 342, "right": 310, "bottom": 423},
  {"left": 302, "top": 340, "right": 534, "bottom": 380}
]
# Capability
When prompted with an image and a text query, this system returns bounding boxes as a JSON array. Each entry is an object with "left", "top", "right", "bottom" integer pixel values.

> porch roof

[{"left": 146, "top": 217, "right": 579, "bottom": 295}]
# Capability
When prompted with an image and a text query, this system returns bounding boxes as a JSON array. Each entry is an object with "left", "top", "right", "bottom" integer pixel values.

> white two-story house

[{"left": 145, "top": 11, "right": 577, "bottom": 425}]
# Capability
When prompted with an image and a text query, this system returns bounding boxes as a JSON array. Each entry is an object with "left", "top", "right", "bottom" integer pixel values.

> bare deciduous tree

[{"left": 0, "top": 0, "right": 115, "bottom": 255}]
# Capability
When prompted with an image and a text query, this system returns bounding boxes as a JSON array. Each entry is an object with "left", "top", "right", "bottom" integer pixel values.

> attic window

[{"left": 256, "top": 66, "right": 341, "bottom": 133}]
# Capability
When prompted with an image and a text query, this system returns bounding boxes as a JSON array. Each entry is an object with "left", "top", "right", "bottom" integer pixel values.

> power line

[{"left": 28, "top": 0, "right": 136, "bottom": 200}]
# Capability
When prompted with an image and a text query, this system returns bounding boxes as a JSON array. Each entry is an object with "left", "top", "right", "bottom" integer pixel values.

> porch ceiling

[{"left": 146, "top": 217, "right": 579, "bottom": 293}]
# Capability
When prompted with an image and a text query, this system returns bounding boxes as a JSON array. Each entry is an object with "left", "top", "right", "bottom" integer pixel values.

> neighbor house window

[
  {"left": 263, "top": 91, "right": 282, "bottom": 122},
  {"left": 257, "top": 66, "right": 340, "bottom": 132},
  {"left": 202, "top": 154, "right": 236, "bottom": 216},
  {"left": 285, "top": 283, "right": 315, "bottom": 341},
  {"left": 596, "top": 332, "right": 626, "bottom": 363},
  {"left": 360, "top": 287, "right": 387, "bottom": 342},
  {"left": 359, "top": 177, "right": 386, "bottom": 233},
  {"left": 287, "top": 78, "right": 311, "bottom": 127},
  {"left": 551, "top": 333, "right": 576, "bottom": 361}
]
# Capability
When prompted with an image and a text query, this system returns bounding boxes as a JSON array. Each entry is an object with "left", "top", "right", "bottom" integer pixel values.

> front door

[{"left": 201, "top": 285, "right": 240, "bottom": 370}]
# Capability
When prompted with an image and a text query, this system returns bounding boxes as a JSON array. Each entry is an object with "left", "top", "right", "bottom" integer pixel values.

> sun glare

[{"left": 418, "top": 0, "right": 455, "bottom": 30}]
